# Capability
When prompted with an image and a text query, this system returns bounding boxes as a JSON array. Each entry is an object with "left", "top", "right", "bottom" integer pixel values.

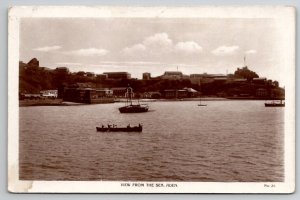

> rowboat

[{"left": 96, "top": 124, "right": 142, "bottom": 132}]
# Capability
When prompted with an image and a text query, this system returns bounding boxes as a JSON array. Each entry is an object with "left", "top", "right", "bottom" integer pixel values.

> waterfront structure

[
  {"left": 163, "top": 88, "right": 198, "bottom": 98},
  {"left": 40, "top": 90, "right": 58, "bottom": 98},
  {"left": 19, "top": 93, "right": 41, "bottom": 100},
  {"left": 103, "top": 72, "right": 131, "bottom": 79},
  {"left": 63, "top": 86, "right": 114, "bottom": 104},
  {"left": 163, "top": 89, "right": 187, "bottom": 98},
  {"left": 183, "top": 87, "right": 198, "bottom": 97},
  {"left": 256, "top": 88, "right": 268, "bottom": 97},
  {"left": 96, "top": 88, "right": 113, "bottom": 97},
  {"left": 111, "top": 87, "right": 128, "bottom": 97},
  {"left": 143, "top": 92, "right": 161, "bottom": 99}
]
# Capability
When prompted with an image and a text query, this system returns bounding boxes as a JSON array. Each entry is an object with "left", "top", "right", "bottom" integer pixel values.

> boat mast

[
  {"left": 128, "top": 86, "right": 133, "bottom": 106},
  {"left": 125, "top": 86, "right": 132, "bottom": 106}
]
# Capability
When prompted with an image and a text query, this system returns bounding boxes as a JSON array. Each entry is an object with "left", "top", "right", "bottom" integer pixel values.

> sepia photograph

[{"left": 8, "top": 6, "right": 295, "bottom": 193}]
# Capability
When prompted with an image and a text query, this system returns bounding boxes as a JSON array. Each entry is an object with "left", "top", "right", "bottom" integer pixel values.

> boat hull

[
  {"left": 96, "top": 126, "right": 142, "bottom": 132},
  {"left": 265, "top": 103, "right": 285, "bottom": 107},
  {"left": 119, "top": 105, "right": 149, "bottom": 113}
]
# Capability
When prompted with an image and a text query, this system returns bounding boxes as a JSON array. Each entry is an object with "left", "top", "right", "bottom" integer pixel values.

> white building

[{"left": 40, "top": 90, "right": 58, "bottom": 98}]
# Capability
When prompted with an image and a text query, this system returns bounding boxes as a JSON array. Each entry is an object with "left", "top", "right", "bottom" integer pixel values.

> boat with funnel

[{"left": 265, "top": 100, "right": 285, "bottom": 107}]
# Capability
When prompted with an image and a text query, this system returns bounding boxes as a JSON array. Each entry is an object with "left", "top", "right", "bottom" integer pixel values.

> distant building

[
  {"left": 95, "top": 88, "right": 113, "bottom": 97},
  {"left": 162, "top": 88, "right": 196, "bottom": 98},
  {"left": 19, "top": 93, "right": 41, "bottom": 100},
  {"left": 55, "top": 67, "right": 69, "bottom": 73},
  {"left": 111, "top": 87, "right": 128, "bottom": 97},
  {"left": 213, "top": 77, "right": 227, "bottom": 81},
  {"left": 86, "top": 72, "right": 95, "bottom": 77},
  {"left": 40, "top": 90, "right": 58, "bottom": 98},
  {"left": 233, "top": 78, "right": 247, "bottom": 83},
  {"left": 183, "top": 87, "right": 198, "bottom": 97},
  {"left": 63, "top": 87, "right": 114, "bottom": 104},
  {"left": 163, "top": 90, "right": 177, "bottom": 98},
  {"left": 253, "top": 77, "right": 267, "bottom": 85},
  {"left": 77, "top": 71, "right": 86, "bottom": 76},
  {"left": 143, "top": 92, "right": 161, "bottom": 99},
  {"left": 256, "top": 88, "right": 268, "bottom": 97},
  {"left": 96, "top": 74, "right": 108, "bottom": 80},
  {"left": 103, "top": 72, "right": 131, "bottom": 79},
  {"left": 143, "top": 72, "right": 151, "bottom": 80},
  {"left": 190, "top": 73, "right": 227, "bottom": 85},
  {"left": 161, "top": 71, "right": 183, "bottom": 80}
]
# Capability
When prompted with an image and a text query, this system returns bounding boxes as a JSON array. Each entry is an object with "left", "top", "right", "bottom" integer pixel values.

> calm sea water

[{"left": 19, "top": 100, "right": 284, "bottom": 182}]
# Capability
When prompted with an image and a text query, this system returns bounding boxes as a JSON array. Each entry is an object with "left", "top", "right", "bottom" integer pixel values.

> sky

[{"left": 20, "top": 18, "right": 286, "bottom": 86}]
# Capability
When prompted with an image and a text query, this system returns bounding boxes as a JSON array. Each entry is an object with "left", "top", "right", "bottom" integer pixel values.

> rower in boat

[{"left": 96, "top": 124, "right": 143, "bottom": 132}]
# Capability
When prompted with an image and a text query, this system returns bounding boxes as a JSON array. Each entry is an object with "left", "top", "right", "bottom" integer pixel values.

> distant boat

[
  {"left": 198, "top": 87, "right": 207, "bottom": 107},
  {"left": 265, "top": 100, "right": 285, "bottom": 107},
  {"left": 119, "top": 87, "right": 149, "bottom": 113},
  {"left": 198, "top": 97, "right": 207, "bottom": 106},
  {"left": 96, "top": 124, "right": 142, "bottom": 132}
]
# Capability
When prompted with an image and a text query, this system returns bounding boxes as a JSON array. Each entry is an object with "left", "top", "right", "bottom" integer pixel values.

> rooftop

[
  {"left": 164, "top": 71, "right": 183, "bottom": 76},
  {"left": 103, "top": 72, "right": 130, "bottom": 74}
]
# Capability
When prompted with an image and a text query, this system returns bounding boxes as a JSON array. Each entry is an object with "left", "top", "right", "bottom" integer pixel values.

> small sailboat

[
  {"left": 198, "top": 98, "right": 207, "bottom": 107},
  {"left": 198, "top": 86, "right": 207, "bottom": 107},
  {"left": 119, "top": 87, "right": 149, "bottom": 113}
]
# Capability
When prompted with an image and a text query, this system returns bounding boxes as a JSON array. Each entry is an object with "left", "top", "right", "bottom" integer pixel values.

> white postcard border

[{"left": 8, "top": 6, "right": 295, "bottom": 193}]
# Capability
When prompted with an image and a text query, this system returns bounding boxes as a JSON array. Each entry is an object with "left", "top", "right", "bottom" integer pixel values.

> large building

[
  {"left": 103, "top": 72, "right": 131, "bottom": 79},
  {"left": 111, "top": 87, "right": 128, "bottom": 97},
  {"left": 96, "top": 74, "right": 108, "bottom": 80},
  {"left": 160, "top": 71, "right": 189, "bottom": 80},
  {"left": 190, "top": 73, "right": 228, "bottom": 85},
  {"left": 63, "top": 87, "right": 114, "bottom": 104}
]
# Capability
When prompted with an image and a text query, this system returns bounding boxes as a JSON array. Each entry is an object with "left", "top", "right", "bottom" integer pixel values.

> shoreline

[{"left": 19, "top": 97, "right": 284, "bottom": 107}]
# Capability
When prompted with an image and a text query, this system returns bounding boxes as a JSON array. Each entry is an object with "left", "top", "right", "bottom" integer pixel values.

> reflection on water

[{"left": 19, "top": 101, "right": 284, "bottom": 181}]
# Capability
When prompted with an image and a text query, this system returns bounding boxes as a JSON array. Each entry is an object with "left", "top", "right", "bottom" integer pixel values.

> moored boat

[
  {"left": 265, "top": 100, "right": 285, "bottom": 107},
  {"left": 119, "top": 86, "right": 149, "bottom": 113},
  {"left": 119, "top": 104, "right": 149, "bottom": 113}
]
